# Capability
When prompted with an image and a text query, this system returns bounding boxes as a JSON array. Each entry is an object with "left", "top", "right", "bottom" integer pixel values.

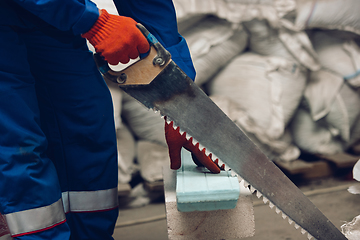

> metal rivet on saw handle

[{"left": 117, "top": 73, "right": 127, "bottom": 84}]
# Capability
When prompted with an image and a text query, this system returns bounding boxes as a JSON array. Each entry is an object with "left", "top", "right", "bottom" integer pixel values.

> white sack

[
  {"left": 310, "top": 31, "right": 360, "bottom": 88},
  {"left": 177, "top": 15, "right": 207, "bottom": 33},
  {"left": 244, "top": 19, "right": 291, "bottom": 59},
  {"left": 209, "top": 52, "right": 307, "bottom": 139},
  {"left": 341, "top": 215, "right": 360, "bottom": 240},
  {"left": 295, "top": 0, "right": 360, "bottom": 35},
  {"left": 304, "top": 69, "right": 343, "bottom": 121},
  {"left": 173, "top": 0, "right": 216, "bottom": 23},
  {"left": 325, "top": 83, "right": 360, "bottom": 143},
  {"left": 106, "top": 79, "right": 123, "bottom": 130},
  {"left": 174, "top": 0, "right": 296, "bottom": 27},
  {"left": 116, "top": 124, "right": 137, "bottom": 184},
  {"left": 121, "top": 92, "right": 166, "bottom": 146},
  {"left": 305, "top": 69, "right": 360, "bottom": 142},
  {"left": 181, "top": 16, "right": 248, "bottom": 86},
  {"left": 274, "top": 0, "right": 297, "bottom": 18},
  {"left": 191, "top": 34, "right": 247, "bottom": 86},
  {"left": 137, "top": 141, "right": 170, "bottom": 183},
  {"left": 243, "top": 19, "right": 320, "bottom": 71},
  {"left": 290, "top": 107, "right": 344, "bottom": 155},
  {"left": 181, "top": 16, "right": 235, "bottom": 59}
]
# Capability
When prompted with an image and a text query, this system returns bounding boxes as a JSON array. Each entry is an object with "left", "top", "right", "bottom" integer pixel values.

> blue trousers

[{"left": 0, "top": 23, "right": 118, "bottom": 239}]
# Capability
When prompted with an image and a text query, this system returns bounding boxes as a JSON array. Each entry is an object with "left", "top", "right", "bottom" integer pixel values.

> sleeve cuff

[
  {"left": 167, "top": 35, "right": 196, "bottom": 81},
  {"left": 72, "top": 0, "right": 99, "bottom": 36}
]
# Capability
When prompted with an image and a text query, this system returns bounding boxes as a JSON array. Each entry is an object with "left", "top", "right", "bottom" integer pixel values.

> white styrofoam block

[
  {"left": 176, "top": 149, "right": 240, "bottom": 212},
  {"left": 163, "top": 163, "right": 255, "bottom": 240}
]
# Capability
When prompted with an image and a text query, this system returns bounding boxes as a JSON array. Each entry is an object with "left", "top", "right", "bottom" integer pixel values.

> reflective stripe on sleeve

[
  {"left": 62, "top": 187, "right": 118, "bottom": 213},
  {"left": 4, "top": 199, "right": 66, "bottom": 237}
]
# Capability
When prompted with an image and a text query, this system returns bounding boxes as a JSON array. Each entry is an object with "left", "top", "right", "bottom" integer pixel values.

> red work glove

[
  {"left": 165, "top": 119, "right": 224, "bottom": 173},
  {"left": 82, "top": 9, "right": 150, "bottom": 65}
]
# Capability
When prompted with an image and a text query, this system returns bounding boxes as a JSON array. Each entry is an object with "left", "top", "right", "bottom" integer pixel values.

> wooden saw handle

[{"left": 94, "top": 23, "right": 172, "bottom": 86}]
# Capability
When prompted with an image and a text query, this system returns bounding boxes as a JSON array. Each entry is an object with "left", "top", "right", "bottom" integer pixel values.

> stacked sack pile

[
  {"left": 174, "top": 0, "right": 360, "bottom": 162},
  {"left": 92, "top": 0, "right": 360, "bottom": 205}
]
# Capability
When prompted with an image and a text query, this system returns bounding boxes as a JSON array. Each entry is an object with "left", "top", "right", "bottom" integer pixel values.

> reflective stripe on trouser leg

[
  {"left": 62, "top": 188, "right": 118, "bottom": 213},
  {"left": 4, "top": 199, "right": 66, "bottom": 237},
  {"left": 62, "top": 188, "right": 118, "bottom": 240}
]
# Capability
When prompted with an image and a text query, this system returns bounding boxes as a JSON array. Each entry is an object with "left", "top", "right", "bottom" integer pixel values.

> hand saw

[{"left": 94, "top": 24, "right": 346, "bottom": 240}]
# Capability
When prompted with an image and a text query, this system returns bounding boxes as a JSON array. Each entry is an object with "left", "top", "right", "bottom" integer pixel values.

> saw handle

[{"left": 94, "top": 23, "right": 171, "bottom": 84}]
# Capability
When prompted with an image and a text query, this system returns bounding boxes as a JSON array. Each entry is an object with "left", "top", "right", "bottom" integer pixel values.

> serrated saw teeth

[
  {"left": 171, "top": 121, "right": 179, "bottom": 132},
  {"left": 212, "top": 159, "right": 225, "bottom": 171},
  {"left": 220, "top": 164, "right": 225, "bottom": 171},
  {"left": 256, "top": 191, "right": 262, "bottom": 199},
  {"left": 166, "top": 118, "right": 227, "bottom": 171},
  {"left": 275, "top": 207, "right": 282, "bottom": 214},
  {"left": 250, "top": 186, "right": 257, "bottom": 194},
  {"left": 205, "top": 149, "right": 211, "bottom": 157},
  {"left": 249, "top": 185, "right": 316, "bottom": 240},
  {"left": 288, "top": 218, "right": 294, "bottom": 225},
  {"left": 152, "top": 107, "right": 159, "bottom": 113},
  {"left": 217, "top": 159, "right": 226, "bottom": 169},
  {"left": 199, "top": 143, "right": 206, "bottom": 152},
  {"left": 212, "top": 154, "right": 219, "bottom": 161}
]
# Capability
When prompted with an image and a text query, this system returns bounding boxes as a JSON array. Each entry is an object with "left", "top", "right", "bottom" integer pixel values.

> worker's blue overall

[{"left": 0, "top": 0, "right": 195, "bottom": 239}]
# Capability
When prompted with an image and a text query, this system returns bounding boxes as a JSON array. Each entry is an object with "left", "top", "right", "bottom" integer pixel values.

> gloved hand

[
  {"left": 82, "top": 9, "right": 150, "bottom": 65},
  {"left": 165, "top": 119, "right": 224, "bottom": 173}
]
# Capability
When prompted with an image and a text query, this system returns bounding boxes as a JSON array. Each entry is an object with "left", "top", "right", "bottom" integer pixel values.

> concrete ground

[{"left": 113, "top": 176, "right": 360, "bottom": 240}]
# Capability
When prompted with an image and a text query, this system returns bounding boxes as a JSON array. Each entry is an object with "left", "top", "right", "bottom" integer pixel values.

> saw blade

[{"left": 118, "top": 60, "right": 346, "bottom": 240}]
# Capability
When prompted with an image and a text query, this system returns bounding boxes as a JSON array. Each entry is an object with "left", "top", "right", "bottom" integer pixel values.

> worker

[{"left": 0, "top": 0, "right": 220, "bottom": 239}]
